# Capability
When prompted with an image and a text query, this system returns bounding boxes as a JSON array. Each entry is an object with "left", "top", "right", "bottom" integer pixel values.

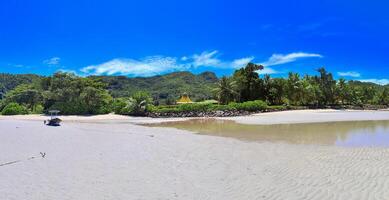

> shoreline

[
  {"left": 221, "top": 109, "right": 389, "bottom": 125},
  {"left": 1, "top": 109, "right": 389, "bottom": 125}
]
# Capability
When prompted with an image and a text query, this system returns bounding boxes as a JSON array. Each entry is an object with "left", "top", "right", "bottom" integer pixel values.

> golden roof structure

[{"left": 177, "top": 93, "right": 193, "bottom": 104}]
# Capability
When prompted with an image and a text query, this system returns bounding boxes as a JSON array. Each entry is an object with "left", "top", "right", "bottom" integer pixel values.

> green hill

[
  {"left": 0, "top": 72, "right": 218, "bottom": 102},
  {"left": 93, "top": 71, "right": 218, "bottom": 102},
  {"left": 0, "top": 73, "right": 42, "bottom": 99}
]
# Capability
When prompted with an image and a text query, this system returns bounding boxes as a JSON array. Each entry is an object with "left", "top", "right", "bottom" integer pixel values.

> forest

[
  {"left": 214, "top": 63, "right": 389, "bottom": 106},
  {"left": 0, "top": 63, "right": 388, "bottom": 116}
]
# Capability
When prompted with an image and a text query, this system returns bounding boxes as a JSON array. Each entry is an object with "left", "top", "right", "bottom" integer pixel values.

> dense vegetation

[
  {"left": 214, "top": 64, "right": 389, "bottom": 107},
  {"left": 112, "top": 91, "right": 153, "bottom": 116},
  {"left": 1, "top": 102, "right": 29, "bottom": 115},
  {"left": 0, "top": 73, "right": 41, "bottom": 99},
  {"left": 0, "top": 73, "right": 112, "bottom": 115},
  {"left": 94, "top": 71, "right": 218, "bottom": 104},
  {"left": 0, "top": 64, "right": 388, "bottom": 116},
  {"left": 149, "top": 100, "right": 268, "bottom": 114}
]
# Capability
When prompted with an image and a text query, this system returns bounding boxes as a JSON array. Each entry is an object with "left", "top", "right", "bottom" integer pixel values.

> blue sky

[{"left": 1, "top": 0, "right": 389, "bottom": 84}]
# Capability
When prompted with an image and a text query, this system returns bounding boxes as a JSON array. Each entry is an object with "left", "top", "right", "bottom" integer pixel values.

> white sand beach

[
  {"left": 3, "top": 109, "right": 389, "bottom": 124},
  {"left": 1, "top": 110, "right": 389, "bottom": 199}
]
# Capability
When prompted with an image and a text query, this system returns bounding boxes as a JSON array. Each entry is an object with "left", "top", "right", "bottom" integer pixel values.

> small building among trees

[{"left": 177, "top": 93, "right": 193, "bottom": 104}]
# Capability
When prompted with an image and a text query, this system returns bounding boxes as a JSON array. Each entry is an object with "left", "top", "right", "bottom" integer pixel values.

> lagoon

[{"left": 148, "top": 119, "right": 389, "bottom": 147}]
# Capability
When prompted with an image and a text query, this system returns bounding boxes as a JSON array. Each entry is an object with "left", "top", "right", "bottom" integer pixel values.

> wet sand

[{"left": 1, "top": 110, "right": 389, "bottom": 199}]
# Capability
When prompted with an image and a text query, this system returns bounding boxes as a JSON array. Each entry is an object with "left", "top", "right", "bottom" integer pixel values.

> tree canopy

[{"left": 1, "top": 67, "right": 389, "bottom": 116}]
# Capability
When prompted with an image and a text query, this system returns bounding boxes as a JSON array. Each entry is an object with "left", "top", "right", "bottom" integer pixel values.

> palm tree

[
  {"left": 336, "top": 78, "right": 348, "bottom": 104},
  {"left": 213, "top": 76, "right": 238, "bottom": 104},
  {"left": 125, "top": 91, "right": 152, "bottom": 116},
  {"left": 378, "top": 88, "right": 389, "bottom": 105}
]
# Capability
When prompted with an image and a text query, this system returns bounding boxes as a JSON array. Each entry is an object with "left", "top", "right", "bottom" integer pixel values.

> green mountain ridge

[
  {"left": 0, "top": 73, "right": 42, "bottom": 99},
  {"left": 93, "top": 71, "right": 218, "bottom": 102},
  {"left": 0, "top": 71, "right": 219, "bottom": 102}
]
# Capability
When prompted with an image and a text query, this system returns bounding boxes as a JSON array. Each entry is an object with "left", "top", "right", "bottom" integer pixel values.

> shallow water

[{"left": 147, "top": 119, "right": 389, "bottom": 147}]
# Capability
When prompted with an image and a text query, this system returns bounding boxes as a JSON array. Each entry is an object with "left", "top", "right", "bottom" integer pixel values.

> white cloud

[
  {"left": 191, "top": 50, "right": 221, "bottom": 67},
  {"left": 257, "top": 67, "right": 279, "bottom": 75},
  {"left": 231, "top": 57, "right": 255, "bottom": 68},
  {"left": 358, "top": 79, "right": 389, "bottom": 85},
  {"left": 81, "top": 56, "right": 188, "bottom": 77},
  {"left": 9, "top": 64, "right": 30, "bottom": 68},
  {"left": 337, "top": 71, "right": 361, "bottom": 77},
  {"left": 80, "top": 50, "right": 322, "bottom": 76},
  {"left": 81, "top": 51, "right": 254, "bottom": 76},
  {"left": 191, "top": 51, "right": 255, "bottom": 69},
  {"left": 43, "top": 57, "right": 61, "bottom": 65},
  {"left": 57, "top": 69, "right": 82, "bottom": 76},
  {"left": 261, "top": 52, "right": 322, "bottom": 66}
]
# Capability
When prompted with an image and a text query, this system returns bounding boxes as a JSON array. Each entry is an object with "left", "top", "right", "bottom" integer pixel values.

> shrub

[
  {"left": 112, "top": 98, "right": 140, "bottom": 115},
  {"left": 150, "top": 105, "right": 179, "bottom": 113},
  {"left": 49, "top": 101, "right": 88, "bottom": 115},
  {"left": 212, "top": 104, "right": 236, "bottom": 111},
  {"left": 150, "top": 101, "right": 267, "bottom": 113},
  {"left": 165, "top": 97, "right": 176, "bottom": 105},
  {"left": 177, "top": 103, "right": 214, "bottom": 112},
  {"left": 229, "top": 100, "right": 268, "bottom": 112},
  {"left": 0, "top": 99, "right": 5, "bottom": 111},
  {"left": 112, "top": 98, "right": 130, "bottom": 115},
  {"left": 31, "top": 104, "right": 44, "bottom": 114},
  {"left": 128, "top": 91, "right": 153, "bottom": 116},
  {"left": 1, "top": 103, "right": 28, "bottom": 115},
  {"left": 112, "top": 92, "right": 153, "bottom": 116}
]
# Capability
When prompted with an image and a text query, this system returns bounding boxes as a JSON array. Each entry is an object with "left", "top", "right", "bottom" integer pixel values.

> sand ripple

[{"left": 1, "top": 120, "right": 389, "bottom": 200}]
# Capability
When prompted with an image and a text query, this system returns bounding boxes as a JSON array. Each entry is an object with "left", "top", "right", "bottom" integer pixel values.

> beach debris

[
  {"left": 40, "top": 152, "right": 46, "bottom": 158},
  {"left": 0, "top": 152, "right": 46, "bottom": 167},
  {"left": 0, "top": 160, "right": 21, "bottom": 167}
]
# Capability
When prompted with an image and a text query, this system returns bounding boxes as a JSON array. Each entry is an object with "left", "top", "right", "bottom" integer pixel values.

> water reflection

[{"left": 147, "top": 119, "right": 389, "bottom": 147}]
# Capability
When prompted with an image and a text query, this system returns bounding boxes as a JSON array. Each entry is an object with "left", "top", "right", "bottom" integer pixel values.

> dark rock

[{"left": 146, "top": 109, "right": 256, "bottom": 118}]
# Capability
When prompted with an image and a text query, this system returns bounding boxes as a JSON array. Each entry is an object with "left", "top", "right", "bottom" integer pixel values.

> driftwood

[{"left": 0, "top": 152, "right": 46, "bottom": 167}]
